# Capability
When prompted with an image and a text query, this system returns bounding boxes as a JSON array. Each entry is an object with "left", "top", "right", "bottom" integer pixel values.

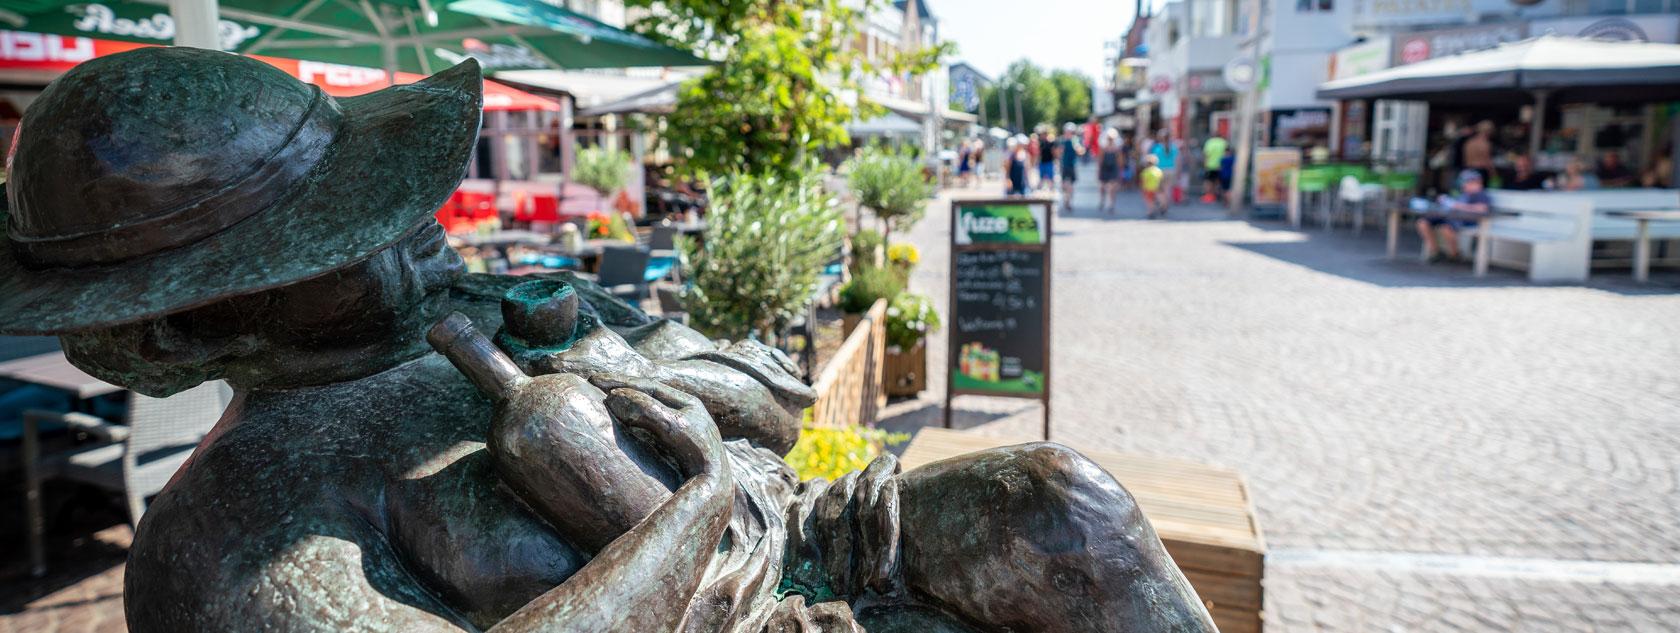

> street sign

[
  {"left": 945, "top": 198, "right": 1054, "bottom": 439},
  {"left": 1223, "top": 55, "right": 1258, "bottom": 92}
]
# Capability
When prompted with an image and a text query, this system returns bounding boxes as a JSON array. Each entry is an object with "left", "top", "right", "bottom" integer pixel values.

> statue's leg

[{"left": 896, "top": 443, "right": 1218, "bottom": 633}]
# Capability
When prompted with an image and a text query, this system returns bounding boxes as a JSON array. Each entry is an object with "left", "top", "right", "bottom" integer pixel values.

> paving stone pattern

[{"left": 886, "top": 165, "right": 1680, "bottom": 631}]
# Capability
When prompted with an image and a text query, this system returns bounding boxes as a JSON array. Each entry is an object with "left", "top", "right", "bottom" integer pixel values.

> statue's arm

[{"left": 488, "top": 378, "right": 734, "bottom": 632}]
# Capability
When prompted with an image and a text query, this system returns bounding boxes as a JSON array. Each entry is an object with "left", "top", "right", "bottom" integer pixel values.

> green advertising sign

[
  {"left": 945, "top": 198, "right": 1054, "bottom": 438},
  {"left": 954, "top": 204, "right": 1045, "bottom": 245}
]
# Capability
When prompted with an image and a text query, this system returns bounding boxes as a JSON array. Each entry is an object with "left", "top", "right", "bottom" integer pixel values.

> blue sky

[{"left": 935, "top": 0, "right": 1138, "bottom": 80}]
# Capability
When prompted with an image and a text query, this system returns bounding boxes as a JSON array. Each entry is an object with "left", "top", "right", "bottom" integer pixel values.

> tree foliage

[
  {"left": 624, "top": 0, "right": 947, "bottom": 178},
  {"left": 980, "top": 60, "right": 1094, "bottom": 130},
  {"left": 1050, "top": 69, "right": 1093, "bottom": 124},
  {"left": 572, "top": 146, "right": 631, "bottom": 194},
  {"left": 679, "top": 169, "right": 844, "bottom": 340}
]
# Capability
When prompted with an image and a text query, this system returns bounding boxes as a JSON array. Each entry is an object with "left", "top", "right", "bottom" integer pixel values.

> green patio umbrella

[{"left": 5, "top": 0, "right": 708, "bottom": 74}]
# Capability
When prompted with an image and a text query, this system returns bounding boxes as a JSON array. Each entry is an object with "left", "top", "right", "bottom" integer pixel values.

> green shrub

[
  {"left": 845, "top": 146, "right": 933, "bottom": 244},
  {"left": 849, "top": 229, "right": 883, "bottom": 273},
  {"left": 836, "top": 265, "right": 902, "bottom": 315},
  {"left": 782, "top": 425, "right": 910, "bottom": 481},
  {"left": 681, "top": 168, "right": 844, "bottom": 341},
  {"left": 885, "top": 292, "right": 940, "bottom": 350},
  {"left": 574, "top": 147, "right": 631, "bottom": 194}
]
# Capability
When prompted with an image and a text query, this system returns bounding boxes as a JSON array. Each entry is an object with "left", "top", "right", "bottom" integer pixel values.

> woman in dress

[{"left": 1097, "top": 128, "right": 1124, "bottom": 214}]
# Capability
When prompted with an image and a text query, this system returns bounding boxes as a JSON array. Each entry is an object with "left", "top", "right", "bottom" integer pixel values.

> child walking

[{"left": 1141, "top": 155, "right": 1166, "bottom": 219}]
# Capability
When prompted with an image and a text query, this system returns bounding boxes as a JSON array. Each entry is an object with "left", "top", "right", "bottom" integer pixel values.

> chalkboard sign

[{"left": 944, "top": 198, "right": 1053, "bottom": 439}]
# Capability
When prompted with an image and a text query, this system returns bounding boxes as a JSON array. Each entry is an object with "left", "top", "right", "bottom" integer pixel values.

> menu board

[
  {"left": 946, "top": 199, "right": 1053, "bottom": 437},
  {"left": 951, "top": 250, "right": 1046, "bottom": 395}
]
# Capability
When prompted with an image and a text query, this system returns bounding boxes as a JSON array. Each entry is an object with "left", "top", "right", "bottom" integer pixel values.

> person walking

[
  {"left": 956, "top": 139, "right": 975, "bottom": 188},
  {"left": 1036, "top": 129, "right": 1058, "bottom": 192},
  {"left": 1057, "top": 123, "right": 1084, "bottom": 213},
  {"left": 1141, "top": 154, "right": 1166, "bottom": 219},
  {"left": 1149, "top": 130, "right": 1181, "bottom": 207},
  {"left": 1005, "top": 136, "right": 1030, "bottom": 196},
  {"left": 1083, "top": 116, "right": 1102, "bottom": 165},
  {"left": 1200, "top": 134, "right": 1228, "bottom": 203},
  {"left": 1097, "top": 128, "right": 1124, "bottom": 214}
]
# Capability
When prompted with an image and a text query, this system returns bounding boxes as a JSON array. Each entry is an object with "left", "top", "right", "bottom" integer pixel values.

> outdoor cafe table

[
  {"left": 1386, "top": 203, "right": 1512, "bottom": 277},
  {"left": 1605, "top": 210, "right": 1680, "bottom": 283},
  {"left": 0, "top": 352, "right": 120, "bottom": 400}
]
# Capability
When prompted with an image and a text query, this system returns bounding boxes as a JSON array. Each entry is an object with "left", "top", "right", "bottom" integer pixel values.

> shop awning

[
  {"left": 262, "top": 57, "right": 559, "bottom": 111},
  {"left": 8, "top": 0, "right": 709, "bottom": 75},
  {"left": 848, "top": 111, "right": 922, "bottom": 137},
  {"left": 0, "top": 31, "right": 557, "bottom": 111},
  {"left": 1316, "top": 36, "right": 1680, "bottom": 105},
  {"left": 578, "top": 82, "right": 681, "bottom": 117}
]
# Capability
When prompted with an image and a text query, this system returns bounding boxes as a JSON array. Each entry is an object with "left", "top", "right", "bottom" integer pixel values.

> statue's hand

[{"left": 592, "top": 376, "right": 727, "bottom": 481}]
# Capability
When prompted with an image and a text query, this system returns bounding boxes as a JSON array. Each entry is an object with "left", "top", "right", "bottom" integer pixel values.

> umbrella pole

[
  {"left": 382, "top": 41, "right": 398, "bottom": 83},
  {"left": 1528, "top": 89, "right": 1549, "bottom": 160},
  {"left": 168, "top": 0, "right": 221, "bottom": 49}
]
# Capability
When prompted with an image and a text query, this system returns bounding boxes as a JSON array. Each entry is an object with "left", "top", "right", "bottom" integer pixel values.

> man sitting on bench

[{"left": 1417, "top": 169, "right": 1491, "bottom": 264}]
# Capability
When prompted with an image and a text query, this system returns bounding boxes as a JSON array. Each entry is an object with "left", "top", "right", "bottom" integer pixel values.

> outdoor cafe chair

[
  {"left": 21, "top": 380, "right": 232, "bottom": 577},
  {"left": 1338, "top": 173, "right": 1387, "bottom": 235},
  {"left": 645, "top": 225, "right": 682, "bottom": 283},
  {"left": 1296, "top": 166, "right": 1334, "bottom": 229},
  {"left": 591, "top": 245, "right": 653, "bottom": 303}
]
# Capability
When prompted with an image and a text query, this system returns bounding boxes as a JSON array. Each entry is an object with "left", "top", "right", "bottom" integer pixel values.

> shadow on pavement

[
  {"left": 875, "top": 398, "right": 1039, "bottom": 459},
  {"left": 0, "top": 488, "right": 129, "bottom": 615},
  {"left": 1226, "top": 219, "right": 1680, "bottom": 295}
]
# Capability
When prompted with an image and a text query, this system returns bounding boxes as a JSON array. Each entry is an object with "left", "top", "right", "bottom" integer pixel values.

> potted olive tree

[
  {"left": 845, "top": 146, "right": 933, "bottom": 246},
  {"left": 681, "top": 168, "right": 843, "bottom": 347}
]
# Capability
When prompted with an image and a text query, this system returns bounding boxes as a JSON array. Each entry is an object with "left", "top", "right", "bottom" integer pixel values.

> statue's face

[{"left": 60, "top": 223, "right": 462, "bottom": 396}]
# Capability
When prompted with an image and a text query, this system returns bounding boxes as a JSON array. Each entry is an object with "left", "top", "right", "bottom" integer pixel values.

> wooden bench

[{"left": 899, "top": 428, "right": 1266, "bottom": 633}]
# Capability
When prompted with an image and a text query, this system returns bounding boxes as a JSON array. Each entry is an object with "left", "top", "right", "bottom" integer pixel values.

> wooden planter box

[
  {"left": 841, "top": 312, "right": 863, "bottom": 337},
  {"left": 885, "top": 342, "right": 927, "bottom": 397}
]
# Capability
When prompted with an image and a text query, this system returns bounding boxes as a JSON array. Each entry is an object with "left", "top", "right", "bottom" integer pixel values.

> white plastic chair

[
  {"left": 22, "top": 380, "right": 231, "bottom": 577},
  {"left": 1335, "top": 175, "right": 1388, "bottom": 234}
]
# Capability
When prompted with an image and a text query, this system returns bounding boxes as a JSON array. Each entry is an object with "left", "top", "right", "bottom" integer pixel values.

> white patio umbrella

[{"left": 1317, "top": 36, "right": 1680, "bottom": 157}]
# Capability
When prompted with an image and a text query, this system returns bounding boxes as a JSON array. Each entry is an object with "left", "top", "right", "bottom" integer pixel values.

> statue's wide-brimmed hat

[{"left": 0, "top": 47, "right": 482, "bottom": 335}]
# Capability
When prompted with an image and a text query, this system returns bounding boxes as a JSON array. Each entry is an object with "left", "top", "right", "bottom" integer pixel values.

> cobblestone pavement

[{"left": 886, "top": 164, "right": 1680, "bottom": 631}]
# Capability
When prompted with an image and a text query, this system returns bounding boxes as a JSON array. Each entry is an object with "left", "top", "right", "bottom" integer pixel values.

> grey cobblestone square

[{"left": 890, "top": 165, "right": 1680, "bottom": 631}]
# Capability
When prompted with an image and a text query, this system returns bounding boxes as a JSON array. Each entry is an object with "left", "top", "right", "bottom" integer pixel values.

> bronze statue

[{"left": 0, "top": 47, "right": 1216, "bottom": 632}]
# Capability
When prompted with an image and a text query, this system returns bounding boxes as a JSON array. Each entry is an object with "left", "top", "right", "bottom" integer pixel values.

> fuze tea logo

[
  {"left": 69, "top": 3, "right": 260, "bottom": 50},
  {"left": 957, "top": 205, "right": 1042, "bottom": 245}
]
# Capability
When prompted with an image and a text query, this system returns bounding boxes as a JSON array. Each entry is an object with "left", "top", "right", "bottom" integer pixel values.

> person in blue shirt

[
  {"left": 1417, "top": 169, "right": 1491, "bottom": 263},
  {"left": 1149, "top": 130, "right": 1181, "bottom": 206},
  {"left": 1057, "top": 123, "right": 1084, "bottom": 212}
]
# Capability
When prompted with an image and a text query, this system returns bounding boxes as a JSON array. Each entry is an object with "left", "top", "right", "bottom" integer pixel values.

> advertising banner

[
  {"left": 1251, "top": 147, "right": 1302, "bottom": 208},
  {"left": 1391, "top": 22, "right": 1528, "bottom": 65},
  {"left": 1531, "top": 15, "right": 1680, "bottom": 44},
  {"left": 946, "top": 199, "right": 1054, "bottom": 437}
]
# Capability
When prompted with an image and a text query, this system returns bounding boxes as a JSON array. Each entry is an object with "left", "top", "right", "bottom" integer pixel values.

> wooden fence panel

[{"left": 809, "top": 299, "right": 887, "bottom": 427}]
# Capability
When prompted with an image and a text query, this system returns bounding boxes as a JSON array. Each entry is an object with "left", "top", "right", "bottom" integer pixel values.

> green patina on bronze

[{"left": 0, "top": 46, "right": 1218, "bottom": 632}]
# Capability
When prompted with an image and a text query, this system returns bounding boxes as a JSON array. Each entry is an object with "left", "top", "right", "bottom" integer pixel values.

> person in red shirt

[{"left": 1083, "top": 117, "right": 1102, "bottom": 165}]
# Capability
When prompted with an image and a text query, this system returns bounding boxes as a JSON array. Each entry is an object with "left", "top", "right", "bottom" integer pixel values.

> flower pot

[{"left": 885, "top": 341, "right": 927, "bottom": 397}]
